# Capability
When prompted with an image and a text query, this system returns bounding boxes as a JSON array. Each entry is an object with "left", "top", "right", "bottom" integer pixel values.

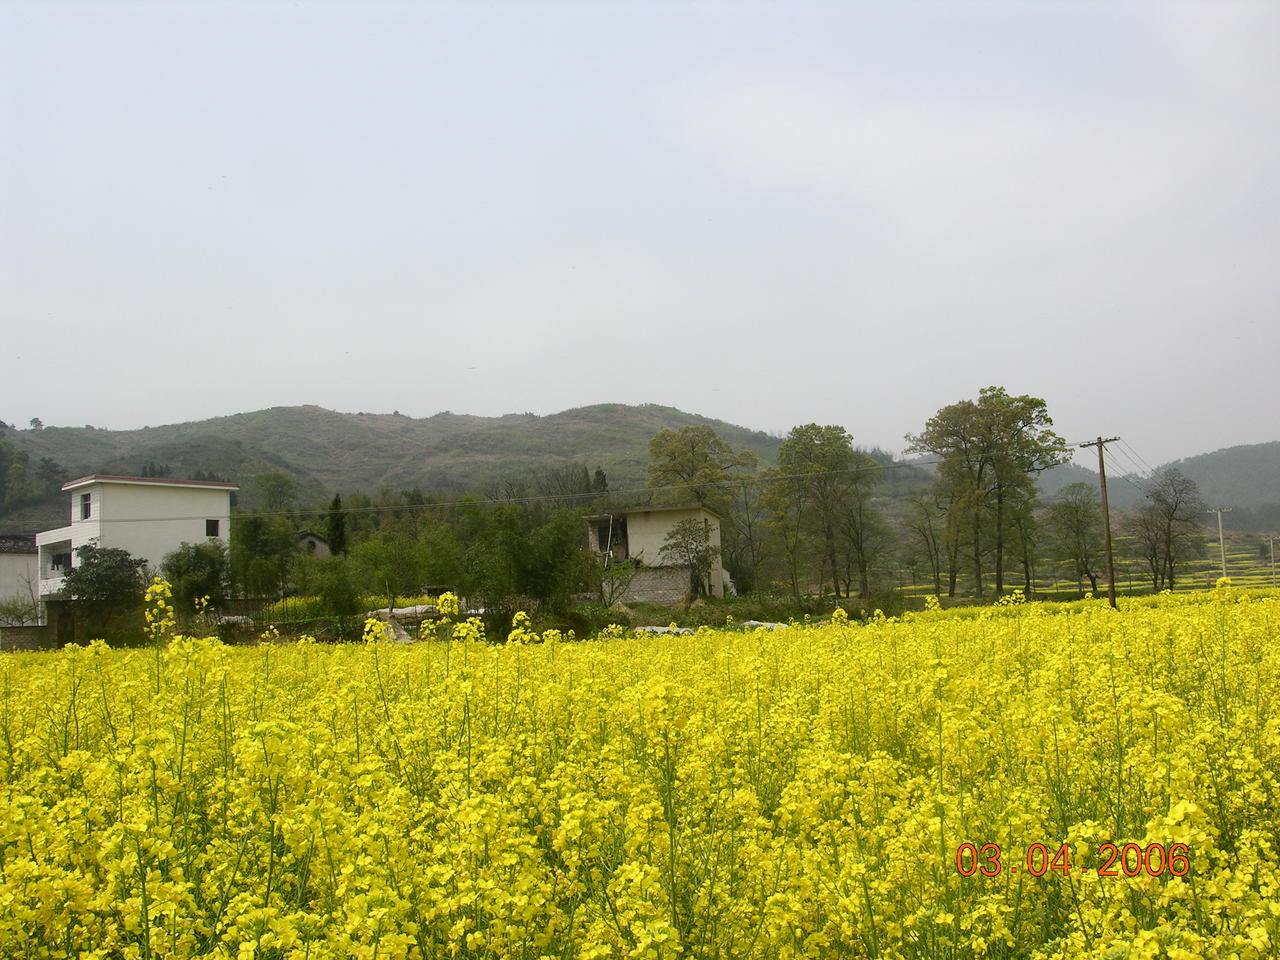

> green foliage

[
  {"left": 458, "top": 505, "right": 592, "bottom": 632},
  {"left": 0, "top": 597, "right": 40, "bottom": 627},
  {"left": 230, "top": 512, "right": 296, "bottom": 598},
  {"left": 586, "top": 557, "right": 641, "bottom": 607},
  {"left": 353, "top": 530, "right": 432, "bottom": 612},
  {"left": 905, "top": 387, "right": 1070, "bottom": 598},
  {"left": 60, "top": 541, "right": 149, "bottom": 644},
  {"left": 62, "top": 542, "right": 149, "bottom": 605},
  {"left": 0, "top": 440, "right": 35, "bottom": 511},
  {"left": 253, "top": 472, "right": 299, "bottom": 512},
  {"left": 1121, "top": 467, "right": 1208, "bottom": 591},
  {"left": 160, "top": 541, "right": 231, "bottom": 610},
  {"left": 1044, "top": 482, "right": 1104, "bottom": 594},
  {"left": 648, "top": 425, "right": 756, "bottom": 509},
  {"left": 659, "top": 517, "right": 721, "bottom": 598},
  {"left": 765, "top": 424, "right": 883, "bottom": 598},
  {"left": 325, "top": 494, "right": 347, "bottom": 555}
]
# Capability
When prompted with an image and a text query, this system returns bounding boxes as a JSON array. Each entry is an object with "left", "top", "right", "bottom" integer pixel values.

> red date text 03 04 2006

[{"left": 954, "top": 842, "right": 1192, "bottom": 878}]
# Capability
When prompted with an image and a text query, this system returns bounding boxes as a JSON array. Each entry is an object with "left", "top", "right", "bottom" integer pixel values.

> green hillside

[
  {"left": 0, "top": 404, "right": 784, "bottom": 526},
  {"left": 4, "top": 407, "right": 1277, "bottom": 533}
]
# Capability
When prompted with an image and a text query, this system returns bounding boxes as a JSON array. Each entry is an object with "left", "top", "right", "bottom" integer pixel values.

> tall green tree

[
  {"left": 61, "top": 541, "right": 149, "bottom": 643},
  {"left": 1121, "top": 468, "right": 1207, "bottom": 591},
  {"left": 648, "top": 426, "right": 756, "bottom": 509},
  {"left": 230, "top": 512, "right": 296, "bottom": 598},
  {"left": 659, "top": 516, "right": 721, "bottom": 599},
  {"left": 354, "top": 529, "right": 431, "bottom": 613},
  {"left": 253, "top": 472, "right": 299, "bottom": 512},
  {"left": 160, "top": 541, "right": 231, "bottom": 610},
  {"left": 1044, "top": 482, "right": 1104, "bottom": 594},
  {"left": 767, "top": 424, "right": 880, "bottom": 598},
  {"left": 36, "top": 457, "right": 67, "bottom": 495},
  {"left": 906, "top": 387, "right": 1069, "bottom": 599},
  {"left": 325, "top": 494, "right": 348, "bottom": 556}
]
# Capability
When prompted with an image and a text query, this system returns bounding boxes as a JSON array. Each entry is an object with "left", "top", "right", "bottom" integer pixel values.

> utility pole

[
  {"left": 1271, "top": 535, "right": 1277, "bottom": 589},
  {"left": 1080, "top": 437, "right": 1120, "bottom": 609},
  {"left": 1207, "top": 507, "right": 1232, "bottom": 579}
]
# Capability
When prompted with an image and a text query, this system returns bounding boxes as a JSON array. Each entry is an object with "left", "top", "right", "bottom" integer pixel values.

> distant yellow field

[{"left": 2, "top": 588, "right": 1277, "bottom": 958}]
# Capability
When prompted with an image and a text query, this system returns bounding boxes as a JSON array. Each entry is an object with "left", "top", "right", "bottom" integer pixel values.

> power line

[
  {"left": 0, "top": 437, "right": 1135, "bottom": 531},
  {"left": 1105, "top": 447, "right": 1156, "bottom": 499},
  {"left": 1118, "top": 438, "right": 1160, "bottom": 479},
  {"left": 2, "top": 456, "right": 952, "bottom": 528}
]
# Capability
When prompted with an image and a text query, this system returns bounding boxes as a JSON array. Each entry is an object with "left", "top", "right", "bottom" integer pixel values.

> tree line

[{"left": 50, "top": 387, "right": 1221, "bottom": 640}]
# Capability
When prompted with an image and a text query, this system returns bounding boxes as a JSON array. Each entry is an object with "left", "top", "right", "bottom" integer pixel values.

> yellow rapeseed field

[{"left": 1, "top": 586, "right": 1277, "bottom": 959}]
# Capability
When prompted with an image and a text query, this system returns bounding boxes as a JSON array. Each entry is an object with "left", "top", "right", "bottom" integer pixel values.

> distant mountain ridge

[
  {"left": 3, "top": 406, "right": 1277, "bottom": 531},
  {"left": 1, "top": 404, "right": 784, "bottom": 520},
  {"left": 1038, "top": 441, "right": 1280, "bottom": 530}
]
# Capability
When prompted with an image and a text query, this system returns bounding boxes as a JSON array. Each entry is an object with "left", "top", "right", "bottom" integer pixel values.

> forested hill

[
  {"left": 1037, "top": 441, "right": 1280, "bottom": 530},
  {"left": 3, "top": 407, "right": 1278, "bottom": 532},
  {"left": 0, "top": 404, "right": 784, "bottom": 522}
]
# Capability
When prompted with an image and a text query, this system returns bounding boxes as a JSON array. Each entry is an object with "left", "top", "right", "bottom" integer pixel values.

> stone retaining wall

[{"left": 0, "top": 625, "right": 57, "bottom": 653}]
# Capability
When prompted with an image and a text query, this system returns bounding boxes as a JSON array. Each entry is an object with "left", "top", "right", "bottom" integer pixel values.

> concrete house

[
  {"left": 35, "top": 475, "right": 238, "bottom": 599},
  {"left": 585, "top": 504, "right": 728, "bottom": 604},
  {"left": 0, "top": 535, "right": 38, "bottom": 608},
  {"left": 296, "top": 530, "right": 331, "bottom": 558}
]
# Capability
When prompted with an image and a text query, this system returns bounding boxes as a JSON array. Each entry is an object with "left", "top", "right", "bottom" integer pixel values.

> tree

[
  {"left": 326, "top": 494, "right": 348, "bottom": 555},
  {"left": 722, "top": 477, "right": 769, "bottom": 594},
  {"left": 905, "top": 494, "right": 947, "bottom": 597},
  {"left": 28, "top": 418, "right": 42, "bottom": 430},
  {"left": 230, "top": 512, "right": 296, "bottom": 598},
  {"left": 160, "top": 541, "right": 231, "bottom": 610},
  {"left": 905, "top": 387, "right": 1069, "bottom": 599},
  {"left": 0, "top": 596, "right": 40, "bottom": 627},
  {"left": 767, "top": 424, "right": 880, "bottom": 598},
  {"left": 60, "top": 541, "right": 149, "bottom": 642},
  {"left": 354, "top": 530, "right": 430, "bottom": 614},
  {"left": 36, "top": 457, "right": 67, "bottom": 495},
  {"left": 61, "top": 542, "right": 148, "bottom": 603},
  {"left": 1122, "top": 468, "right": 1207, "bottom": 591},
  {"left": 457, "top": 504, "right": 591, "bottom": 631},
  {"left": 648, "top": 426, "right": 756, "bottom": 509},
  {"left": 1, "top": 446, "right": 32, "bottom": 511},
  {"left": 588, "top": 557, "right": 641, "bottom": 607},
  {"left": 252, "top": 472, "right": 299, "bottom": 512},
  {"left": 1044, "top": 483, "right": 1104, "bottom": 594},
  {"left": 659, "top": 516, "right": 721, "bottom": 598},
  {"left": 296, "top": 554, "right": 363, "bottom": 618}
]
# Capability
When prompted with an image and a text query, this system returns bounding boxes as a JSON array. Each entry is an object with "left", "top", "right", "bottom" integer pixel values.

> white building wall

[
  {"left": 94, "top": 484, "right": 232, "bottom": 570},
  {"left": 624, "top": 507, "right": 725, "bottom": 598},
  {"left": 35, "top": 480, "right": 234, "bottom": 598},
  {"left": 0, "top": 554, "right": 39, "bottom": 605}
]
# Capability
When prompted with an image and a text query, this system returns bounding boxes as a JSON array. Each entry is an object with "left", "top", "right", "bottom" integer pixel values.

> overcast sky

[{"left": 3, "top": 0, "right": 1277, "bottom": 469}]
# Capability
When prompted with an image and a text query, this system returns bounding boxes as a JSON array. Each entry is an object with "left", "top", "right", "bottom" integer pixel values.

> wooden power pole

[{"left": 1080, "top": 437, "right": 1120, "bottom": 609}]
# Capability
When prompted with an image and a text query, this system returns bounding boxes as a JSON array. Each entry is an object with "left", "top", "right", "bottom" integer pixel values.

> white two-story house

[{"left": 36, "top": 475, "right": 238, "bottom": 599}]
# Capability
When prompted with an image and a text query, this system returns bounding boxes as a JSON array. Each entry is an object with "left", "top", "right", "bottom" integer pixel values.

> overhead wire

[
  {"left": 1118, "top": 438, "right": 1160, "bottom": 480},
  {"left": 1104, "top": 445, "right": 1154, "bottom": 494},
  {"left": 1, "top": 456, "right": 951, "bottom": 528},
  {"left": 2, "top": 436, "right": 1132, "bottom": 530}
]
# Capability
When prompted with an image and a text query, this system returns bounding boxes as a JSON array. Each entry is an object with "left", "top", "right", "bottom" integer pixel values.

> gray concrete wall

[{"left": 622, "top": 567, "right": 693, "bottom": 606}]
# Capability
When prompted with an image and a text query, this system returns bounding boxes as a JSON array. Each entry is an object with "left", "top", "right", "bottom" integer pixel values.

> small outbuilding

[
  {"left": 585, "top": 504, "right": 727, "bottom": 605},
  {"left": 296, "top": 531, "right": 332, "bottom": 558},
  {"left": 0, "top": 535, "right": 38, "bottom": 608}
]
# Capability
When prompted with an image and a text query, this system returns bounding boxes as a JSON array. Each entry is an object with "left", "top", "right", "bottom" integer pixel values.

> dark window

[
  {"left": 80, "top": 493, "right": 91, "bottom": 520},
  {"left": 206, "top": 519, "right": 220, "bottom": 537}
]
